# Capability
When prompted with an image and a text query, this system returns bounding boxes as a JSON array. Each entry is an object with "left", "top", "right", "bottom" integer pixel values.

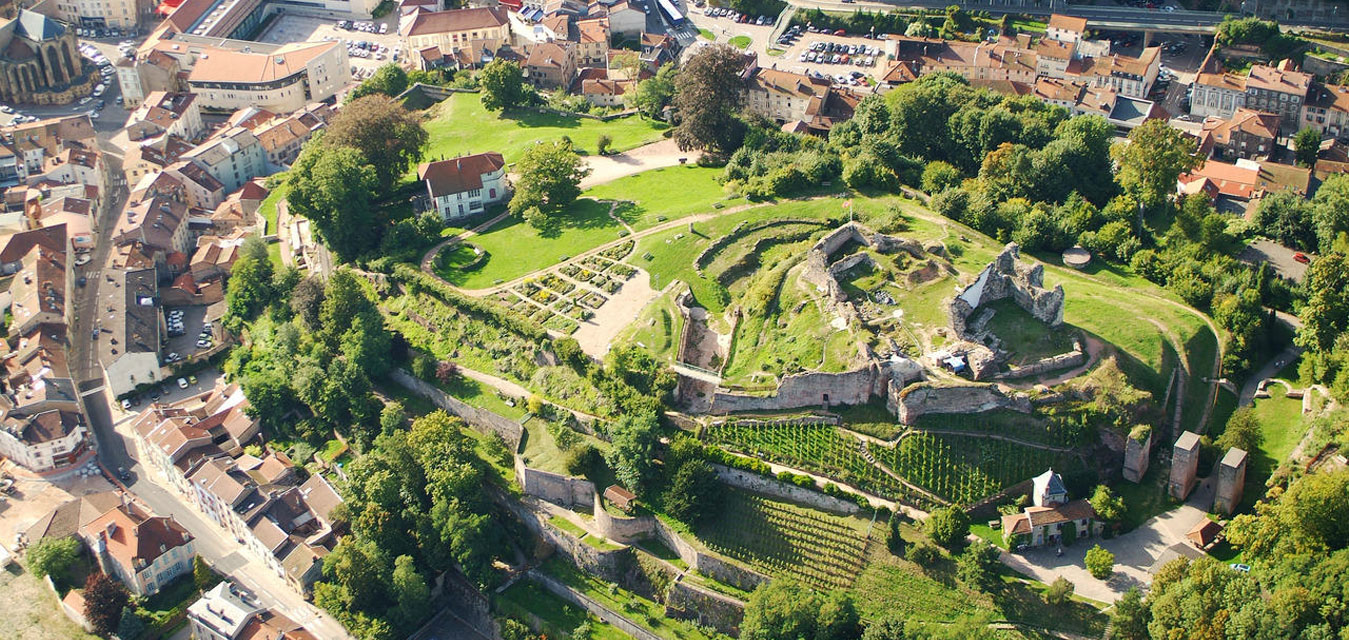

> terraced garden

[
  {"left": 873, "top": 432, "right": 1084, "bottom": 507},
  {"left": 698, "top": 490, "right": 874, "bottom": 590}
]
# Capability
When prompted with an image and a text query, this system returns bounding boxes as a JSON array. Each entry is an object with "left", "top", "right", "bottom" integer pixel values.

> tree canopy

[
  {"left": 508, "top": 138, "right": 591, "bottom": 229},
  {"left": 322, "top": 94, "right": 428, "bottom": 190},
  {"left": 480, "top": 59, "right": 532, "bottom": 112},
  {"left": 673, "top": 44, "right": 747, "bottom": 152},
  {"left": 1111, "top": 118, "right": 1200, "bottom": 210},
  {"left": 286, "top": 143, "right": 379, "bottom": 262}
]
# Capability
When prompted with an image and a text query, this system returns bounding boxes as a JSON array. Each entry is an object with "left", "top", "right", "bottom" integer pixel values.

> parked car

[
  {"left": 1229, "top": 563, "right": 1251, "bottom": 573},
  {"left": 121, "top": 399, "right": 131, "bottom": 410},
  {"left": 1293, "top": 252, "right": 1311, "bottom": 264}
]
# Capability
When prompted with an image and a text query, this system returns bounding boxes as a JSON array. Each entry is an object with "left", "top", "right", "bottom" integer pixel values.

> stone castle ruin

[{"left": 943, "top": 243, "right": 1073, "bottom": 380}]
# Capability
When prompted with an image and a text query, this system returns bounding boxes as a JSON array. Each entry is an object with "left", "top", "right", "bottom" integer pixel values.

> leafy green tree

[
  {"left": 319, "top": 269, "right": 378, "bottom": 348},
  {"left": 287, "top": 144, "right": 379, "bottom": 262},
  {"left": 1255, "top": 189, "right": 1316, "bottom": 251},
  {"left": 596, "top": 134, "right": 612, "bottom": 155},
  {"left": 479, "top": 59, "right": 530, "bottom": 112},
  {"left": 225, "top": 245, "right": 274, "bottom": 323},
  {"left": 508, "top": 138, "right": 591, "bottom": 228},
  {"left": 1312, "top": 173, "right": 1349, "bottom": 252},
  {"left": 924, "top": 506, "right": 969, "bottom": 549},
  {"left": 289, "top": 276, "right": 326, "bottom": 331},
  {"left": 26, "top": 536, "right": 79, "bottom": 582},
  {"left": 630, "top": 63, "right": 677, "bottom": 119},
  {"left": 1216, "top": 407, "right": 1263, "bottom": 454},
  {"left": 1111, "top": 119, "right": 1200, "bottom": 209},
  {"left": 379, "top": 401, "right": 408, "bottom": 436},
  {"left": 1296, "top": 253, "right": 1349, "bottom": 353},
  {"left": 1294, "top": 127, "right": 1321, "bottom": 168},
  {"left": 391, "top": 555, "right": 430, "bottom": 628},
  {"left": 322, "top": 94, "right": 428, "bottom": 190},
  {"left": 955, "top": 541, "right": 999, "bottom": 591},
  {"left": 1089, "top": 485, "right": 1126, "bottom": 523},
  {"left": 887, "top": 514, "right": 907, "bottom": 556},
  {"left": 341, "top": 310, "right": 393, "bottom": 379},
  {"left": 83, "top": 573, "right": 130, "bottom": 634},
  {"left": 349, "top": 63, "right": 409, "bottom": 100},
  {"left": 741, "top": 580, "right": 859, "bottom": 640},
  {"left": 117, "top": 606, "right": 145, "bottom": 639},
  {"left": 664, "top": 458, "right": 721, "bottom": 526},
  {"left": 673, "top": 44, "right": 746, "bottom": 152},
  {"left": 604, "top": 412, "right": 660, "bottom": 492},
  {"left": 1044, "top": 576, "right": 1074, "bottom": 605},
  {"left": 1110, "top": 587, "right": 1150, "bottom": 640},
  {"left": 861, "top": 617, "right": 912, "bottom": 640},
  {"left": 1085, "top": 545, "right": 1115, "bottom": 579},
  {"left": 921, "top": 161, "right": 963, "bottom": 194},
  {"left": 906, "top": 541, "right": 941, "bottom": 567}
]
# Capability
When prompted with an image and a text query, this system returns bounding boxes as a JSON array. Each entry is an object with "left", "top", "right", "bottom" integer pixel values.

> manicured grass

[
  {"left": 421, "top": 92, "right": 668, "bottom": 166},
  {"left": 549, "top": 515, "right": 588, "bottom": 538},
  {"left": 615, "top": 286, "right": 685, "bottom": 364},
  {"left": 728, "top": 35, "right": 752, "bottom": 49},
  {"left": 318, "top": 438, "right": 347, "bottom": 463},
  {"left": 258, "top": 179, "right": 288, "bottom": 235},
  {"left": 1249, "top": 394, "right": 1306, "bottom": 466},
  {"left": 266, "top": 240, "right": 284, "bottom": 271},
  {"left": 699, "top": 28, "right": 715, "bottom": 39},
  {"left": 444, "top": 199, "right": 624, "bottom": 288},
  {"left": 543, "top": 558, "right": 722, "bottom": 640},
  {"left": 496, "top": 581, "right": 630, "bottom": 640},
  {"left": 589, "top": 165, "right": 741, "bottom": 230},
  {"left": 521, "top": 418, "right": 608, "bottom": 475}
]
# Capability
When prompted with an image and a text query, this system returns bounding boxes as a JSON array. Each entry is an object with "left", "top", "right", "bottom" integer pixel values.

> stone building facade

[{"left": 0, "top": 11, "right": 93, "bottom": 105}]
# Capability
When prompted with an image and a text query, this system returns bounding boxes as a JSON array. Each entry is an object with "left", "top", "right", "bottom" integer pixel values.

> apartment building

[
  {"left": 185, "top": 42, "right": 348, "bottom": 114},
  {"left": 401, "top": 7, "right": 511, "bottom": 53},
  {"left": 79, "top": 501, "right": 195, "bottom": 596}
]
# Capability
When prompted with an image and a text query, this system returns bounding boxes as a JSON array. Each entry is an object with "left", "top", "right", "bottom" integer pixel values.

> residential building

[
  {"left": 401, "top": 7, "right": 511, "bottom": 54},
  {"left": 97, "top": 266, "right": 162, "bottom": 397},
  {"left": 418, "top": 152, "right": 508, "bottom": 221},
  {"left": 0, "top": 114, "right": 97, "bottom": 187},
  {"left": 165, "top": 160, "right": 226, "bottom": 210},
  {"left": 123, "top": 135, "right": 195, "bottom": 184},
  {"left": 116, "top": 49, "right": 186, "bottom": 109},
  {"left": 525, "top": 40, "right": 577, "bottom": 89},
  {"left": 185, "top": 41, "right": 348, "bottom": 114},
  {"left": 183, "top": 127, "right": 267, "bottom": 193},
  {"left": 1063, "top": 46, "right": 1159, "bottom": 99},
  {"left": 575, "top": 17, "right": 609, "bottom": 67},
  {"left": 1044, "top": 13, "right": 1086, "bottom": 44},
  {"left": 0, "top": 10, "right": 92, "bottom": 106},
  {"left": 46, "top": 0, "right": 152, "bottom": 31},
  {"left": 1301, "top": 83, "right": 1349, "bottom": 140},
  {"left": 113, "top": 193, "right": 192, "bottom": 259},
  {"left": 883, "top": 37, "right": 1039, "bottom": 87},
  {"left": 210, "top": 179, "right": 267, "bottom": 234},
  {"left": 1202, "top": 108, "right": 1280, "bottom": 160},
  {"left": 581, "top": 77, "right": 633, "bottom": 107},
  {"left": 1244, "top": 60, "right": 1310, "bottom": 129},
  {"left": 126, "top": 91, "right": 205, "bottom": 142},
  {"left": 1000, "top": 469, "right": 1097, "bottom": 547},
  {"left": 638, "top": 32, "right": 675, "bottom": 72},
  {"left": 743, "top": 67, "right": 858, "bottom": 133},
  {"left": 79, "top": 500, "right": 195, "bottom": 596},
  {"left": 24, "top": 491, "right": 122, "bottom": 543},
  {"left": 593, "top": 0, "right": 642, "bottom": 37},
  {"left": 189, "top": 228, "right": 248, "bottom": 281},
  {"left": 228, "top": 103, "right": 331, "bottom": 169},
  {"left": 188, "top": 581, "right": 316, "bottom": 640}
]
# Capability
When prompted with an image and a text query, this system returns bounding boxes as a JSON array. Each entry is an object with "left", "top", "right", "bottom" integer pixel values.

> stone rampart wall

[
  {"left": 666, "top": 581, "right": 746, "bottom": 637},
  {"left": 712, "top": 464, "right": 861, "bottom": 515},
  {"left": 888, "top": 381, "right": 1032, "bottom": 425},
  {"left": 391, "top": 369, "right": 522, "bottom": 446},
  {"left": 708, "top": 365, "right": 881, "bottom": 414}
]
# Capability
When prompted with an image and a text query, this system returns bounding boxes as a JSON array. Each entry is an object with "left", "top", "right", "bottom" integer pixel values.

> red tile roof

[{"left": 417, "top": 152, "right": 505, "bottom": 197}]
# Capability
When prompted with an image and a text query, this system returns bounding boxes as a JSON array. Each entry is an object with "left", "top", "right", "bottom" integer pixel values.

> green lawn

[
  {"left": 588, "top": 165, "right": 741, "bottom": 230},
  {"left": 496, "top": 580, "right": 630, "bottom": 640},
  {"left": 728, "top": 35, "right": 752, "bottom": 49},
  {"left": 699, "top": 28, "right": 715, "bottom": 39},
  {"left": 615, "top": 285, "right": 685, "bottom": 364},
  {"left": 258, "top": 180, "right": 288, "bottom": 235},
  {"left": 421, "top": 92, "right": 668, "bottom": 166},
  {"left": 521, "top": 418, "right": 608, "bottom": 475},
  {"left": 318, "top": 439, "right": 347, "bottom": 463},
  {"left": 441, "top": 199, "right": 624, "bottom": 288},
  {"left": 983, "top": 299, "right": 1076, "bottom": 366},
  {"left": 1249, "top": 394, "right": 1306, "bottom": 466}
]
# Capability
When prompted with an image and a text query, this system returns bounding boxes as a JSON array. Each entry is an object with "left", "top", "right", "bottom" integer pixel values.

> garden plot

[
  {"left": 501, "top": 240, "right": 641, "bottom": 336},
  {"left": 871, "top": 432, "right": 1085, "bottom": 507},
  {"left": 698, "top": 489, "right": 874, "bottom": 591}
]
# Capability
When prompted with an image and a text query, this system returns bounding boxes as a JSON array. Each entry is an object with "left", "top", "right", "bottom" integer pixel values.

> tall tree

[
  {"left": 290, "top": 276, "right": 326, "bottom": 331},
  {"left": 1085, "top": 545, "right": 1115, "bottom": 579},
  {"left": 604, "top": 411, "right": 660, "bottom": 492},
  {"left": 1294, "top": 127, "right": 1321, "bottom": 168},
  {"left": 1216, "top": 407, "right": 1264, "bottom": 454},
  {"left": 1111, "top": 119, "right": 1200, "bottom": 210},
  {"left": 350, "top": 63, "right": 410, "bottom": 101},
  {"left": 1312, "top": 173, "right": 1349, "bottom": 253},
  {"left": 390, "top": 555, "right": 431, "bottom": 628},
  {"left": 508, "top": 139, "right": 591, "bottom": 228},
  {"left": 630, "top": 62, "right": 677, "bottom": 119},
  {"left": 1296, "top": 253, "right": 1349, "bottom": 353},
  {"left": 664, "top": 458, "right": 722, "bottom": 526},
  {"left": 26, "top": 536, "right": 79, "bottom": 582},
  {"left": 924, "top": 506, "right": 969, "bottom": 549},
  {"left": 1255, "top": 189, "right": 1316, "bottom": 251},
  {"left": 672, "top": 44, "right": 746, "bottom": 152},
  {"left": 322, "top": 95, "right": 428, "bottom": 190},
  {"left": 1110, "top": 587, "right": 1150, "bottom": 639},
  {"left": 83, "top": 573, "right": 130, "bottom": 635},
  {"left": 479, "top": 59, "right": 530, "bottom": 112},
  {"left": 225, "top": 248, "right": 274, "bottom": 323},
  {"left": 287, "top": 144, "right": 379, "bottom": 262}
]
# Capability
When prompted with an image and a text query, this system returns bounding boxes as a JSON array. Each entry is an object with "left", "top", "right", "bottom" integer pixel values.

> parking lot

[
  {"left": 686, "top": 8, "right": 888, "bottom": 84},
  {"left": 112, "top": 366, "right": 225, "bottom": 416},
  {"left": 255, "top": 13, "right": 404, "bottom": 80},
  {"left": 162, "top": 305, "right": 217, "bottom": 364}
]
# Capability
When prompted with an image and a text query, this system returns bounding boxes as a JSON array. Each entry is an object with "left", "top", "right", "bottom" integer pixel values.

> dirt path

[
  {"left": 578, "top": 138, "right": 702, "bottom": 189},
  {"left": 571, "top": 266, "right": 661, "bottom": 358}
]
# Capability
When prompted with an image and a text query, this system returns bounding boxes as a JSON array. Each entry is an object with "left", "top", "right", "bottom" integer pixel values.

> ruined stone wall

[
  {"left": 708, "top": 365, "right": 882, "bottom": 414},
  {"left": 515, "top": 454, "right": 595, "bottom": 508},
  {"left": 993, "top": 347, "right": 1087, "bottom": 380},
  {"left": 1123, "top": 427, "right": 1152, "bottom": 483},
  {"left": 529, "top": 571, "right": 663, "bottom": 640},
  {"left": 712, "top": 464, "right": 862, "bottom": 515},
  {"left": 666, "top": 582, "right": 746, "bottom": 637},
  {"left": 948, "top": 243, "right": 1066, "bottom": 342},
  {"left": 888, "top": 381, "right": 1033, "bottom": 425},
  {"left": 673, "top": 289, "right": 698, "bottom": 367},
  {"left": 591, "top": 493, "right": 657, "bottom": 543}
]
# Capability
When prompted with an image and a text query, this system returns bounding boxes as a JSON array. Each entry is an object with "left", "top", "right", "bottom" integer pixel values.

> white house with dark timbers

[{"left": 417, "top": 152, "right": 508, "bottom": 221}]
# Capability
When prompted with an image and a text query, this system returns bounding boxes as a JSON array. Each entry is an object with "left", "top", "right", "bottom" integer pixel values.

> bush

[
  {"left": 924, "top": 506, "right": 970, "bottom": 549},
  {"left": 27, "top": 536, "right": 80, "bottom": 583},
  {"left": 1085, "top": 545, "right": 1115, "bottom": 579},
  {"left": 906, "top": 541, "right": 941, "bottom": 566},
  {"left": 1044, "top": 576, "right": 1075, "bottom": 605}
]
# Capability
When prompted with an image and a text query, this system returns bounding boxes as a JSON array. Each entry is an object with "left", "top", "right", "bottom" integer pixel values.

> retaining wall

[
  {"left": 888, "top": 381, "right": 1032, "bottom": 425},
  {"left": 712, "top": 464, "right": 861, "bottom": 515},
  {"left": 708, "top": 365, "right": 881, "bottom": 413},
  {"left": 591, "top": 492, "right": 656, "bottom": 543},
  {"left": 528, "top": 571, "right": 663, "bottom": 640},
  {"left": 666, "top": 581, "right": 746, "bottom": 636},
  {"left": 651, "top": 519, "right": 770, "bottom": 592},
  {"left": 391, "top": 369, "right": 523, "bottom": 446},
  {"left": 514, "top": 455, "right": 595, "bottom": 508},
  {"left": 993, "top": 348, "right": 1087, "bottom": 380}
]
